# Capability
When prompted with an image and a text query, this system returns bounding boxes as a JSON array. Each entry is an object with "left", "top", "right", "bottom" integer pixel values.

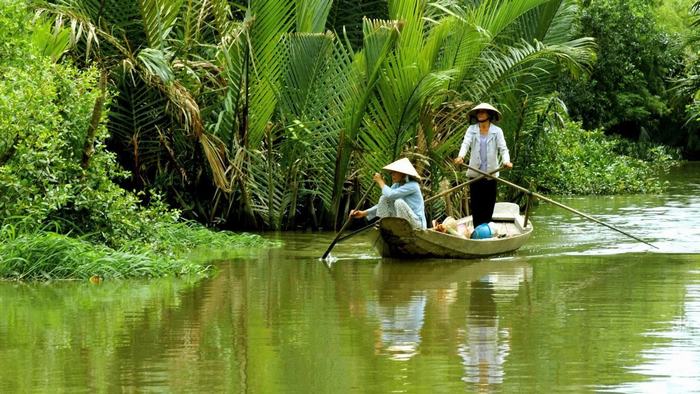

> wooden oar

[
  {"left": 335, "top": 219, "right": 378, "bottom": 243},
  {"left": 461, "top": 164, "right": 659, "bottom": 249},
  {"left": 425, "top": 166, "right": 505, "bottom": 204},
  {"left": 321, "top": 184, "right": 375, "bottom": 260},
  {"left": 333, "top": 167, "right": 505, "bottom": 245}
]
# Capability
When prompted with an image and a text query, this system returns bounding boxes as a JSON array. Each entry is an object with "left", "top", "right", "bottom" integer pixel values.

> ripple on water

[{"left": 598, "top": 277, "right": 700, "bottom": 393}]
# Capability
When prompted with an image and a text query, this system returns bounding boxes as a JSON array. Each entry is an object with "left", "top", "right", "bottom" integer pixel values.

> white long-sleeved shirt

[{"left": 458, "top": 123, "right": 510, "bottom": 178}]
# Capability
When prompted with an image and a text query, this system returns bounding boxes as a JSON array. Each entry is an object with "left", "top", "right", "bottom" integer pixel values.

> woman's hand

[
  {"left": 372, "top": 172, "right": 385, "bottom": 188},
  {"left": 349, "top": 209, "right": 367, "bottom": 219},
  {"left": 453, "top": 157, "right": 464, "bottom": 165},
  {"left": 503, "top": 161, "right": 513, "bottom": 169}
]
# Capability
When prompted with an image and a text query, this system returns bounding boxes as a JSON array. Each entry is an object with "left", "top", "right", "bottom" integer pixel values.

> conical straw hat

[
  {"left": 382, "top": 157, "right": 420, "bottom": 178},
  {"left": 467, "top": 102, "right": 502, "bottom": 122}
]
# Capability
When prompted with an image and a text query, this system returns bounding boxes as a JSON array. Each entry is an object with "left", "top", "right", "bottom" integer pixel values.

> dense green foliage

[
  {"left": 2, "top": 0, "right": 690, "bottom": 236},
  {"left": 0, "top": 2, "right": 272, "bottom": 281},
  {"left": 675, "top": 0, "right": 700, "bottom": 155},
  {"left": 521, "top": 120, "right": 676, "bottom": 195},
  {"left": 560, "top": 0, "right": 700, "bottom": 158},
  {"left": 511, "top": 96, "right": 678, "bottom": 196},
  {"left": 561, "top": 0, "right": 680, "bottom": 135},
  {"left": 34, "top": 0, "right": 603, "bottom": 229}
]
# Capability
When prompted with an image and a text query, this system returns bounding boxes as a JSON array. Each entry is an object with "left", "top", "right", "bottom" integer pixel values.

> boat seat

[{"left": 492, "top": 202, "right": 520, "bottom": 222}]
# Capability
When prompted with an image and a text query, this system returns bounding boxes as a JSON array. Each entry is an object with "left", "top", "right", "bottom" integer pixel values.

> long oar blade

[
  {"left": 322, "top": 184, "right": 374, "bottom": 260},
  {"left": 462, "top": 164, "right": 659, "bottom": 249}
]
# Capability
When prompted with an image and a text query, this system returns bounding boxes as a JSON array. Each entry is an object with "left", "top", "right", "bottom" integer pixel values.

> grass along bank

[{"left": 0, "top": 222, "right": 275, "bottom": 281}]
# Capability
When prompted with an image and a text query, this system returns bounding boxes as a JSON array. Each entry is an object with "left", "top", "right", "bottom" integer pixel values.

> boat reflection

[{"left": 368, "top": 259, "right": 531, "bottom": 369}]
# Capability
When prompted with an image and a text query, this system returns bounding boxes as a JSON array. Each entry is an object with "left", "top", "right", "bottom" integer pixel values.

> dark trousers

[{"left": 469, "top": 178, "right": 497, "bottom": 227}]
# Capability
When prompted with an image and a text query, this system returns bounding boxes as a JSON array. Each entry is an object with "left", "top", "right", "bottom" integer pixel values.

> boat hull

[{"left": 373, "top": 203, "right": 533, "bottom": 259}]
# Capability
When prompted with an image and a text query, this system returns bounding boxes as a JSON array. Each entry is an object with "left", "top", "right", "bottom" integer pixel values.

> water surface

[{"left": 1, "top": 164, "right": 700, "bottom": 393}]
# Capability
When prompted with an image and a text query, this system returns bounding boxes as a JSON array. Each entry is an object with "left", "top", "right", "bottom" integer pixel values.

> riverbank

[{"left": 0, "top": 222, "right": 277, "bottom": 281}]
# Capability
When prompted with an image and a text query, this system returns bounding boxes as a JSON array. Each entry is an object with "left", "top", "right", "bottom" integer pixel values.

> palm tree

[
  {"left": 348, "top": 0, "right": 595, "bottom": 215},
  {"left": 35, "top": 0, "right": 595, "bottom": 230},
  {"left": 35, "top": 0, "right": 228, "bottom": 189}
]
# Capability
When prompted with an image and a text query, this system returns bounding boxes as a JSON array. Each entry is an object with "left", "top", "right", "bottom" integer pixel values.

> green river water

[{"left": 2, "top": 163, "right": 700, "bottom": 393}]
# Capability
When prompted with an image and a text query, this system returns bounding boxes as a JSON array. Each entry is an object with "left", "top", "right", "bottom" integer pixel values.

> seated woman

[{"left": 350, "top": 158, "right": 426, "bottom": 229}]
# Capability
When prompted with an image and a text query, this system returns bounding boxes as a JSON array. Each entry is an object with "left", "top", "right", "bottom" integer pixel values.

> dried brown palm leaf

[{"left": 199, "top": 132, "right": 230, "bottom": 192}]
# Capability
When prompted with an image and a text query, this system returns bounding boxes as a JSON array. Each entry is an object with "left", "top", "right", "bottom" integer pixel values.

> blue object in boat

[{"left": 471, "top": 223, "right": 492, "bottom": 239}]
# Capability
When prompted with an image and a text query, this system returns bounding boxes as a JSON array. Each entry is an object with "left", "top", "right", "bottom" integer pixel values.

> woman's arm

[
  {"left": 455, "top": 126, "right": 474, "bottom": 164},
  {"left": 496, "top": 129, "right": 512, "bottom": 167},
  {"left": 350, "top": 205, "right": 377, "bottom": 219},
  {"left": 381, "top": 182, "right": 419, "bottom": 200}
]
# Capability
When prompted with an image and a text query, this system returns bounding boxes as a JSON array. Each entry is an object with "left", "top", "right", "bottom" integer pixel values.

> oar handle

[
  {"left": 425, "top": 166, "right": 505, "bottom": 204},
  {"left": 336, "top": 219, "right": 378, "bottom": 243}
]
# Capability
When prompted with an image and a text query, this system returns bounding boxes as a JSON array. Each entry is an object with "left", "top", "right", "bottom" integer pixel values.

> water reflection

[
  {"left": 2, "top": 164, "right": 700, "bottom": 392},
  {"left": 366, "top": 258, "right": 532, "bottom": 387},
  {"left": 459, "top": 263, "right": 530, "bottom": 392},
  {"left": 369, "top": 290, "right": 426, "bottom": 361},
  {"left": 461, "top": 280, "right": 506, "bottom": 389}
]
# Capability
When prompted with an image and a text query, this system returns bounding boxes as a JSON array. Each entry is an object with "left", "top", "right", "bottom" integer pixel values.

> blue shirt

[
  {"left": 479, "top": 134, "right": 488, "bottom": 171},
  {"left": 366, "top": 181, "right": 427, "bottom": 229}
]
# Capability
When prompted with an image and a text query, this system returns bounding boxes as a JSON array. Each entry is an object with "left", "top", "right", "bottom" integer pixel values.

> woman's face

[
  {"left": 390, "top": 171, "right": 405, "bottom": 183},
  {"left": 476, "top": 109, "right": 490, "bottom": 122}
]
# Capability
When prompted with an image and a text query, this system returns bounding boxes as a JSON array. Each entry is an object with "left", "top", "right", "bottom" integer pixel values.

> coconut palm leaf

[
  {"left": 138, "top": 0, "right": 183, "bottom": 49},
  {"left": 245, "top": 0, "right": 295, "bottom": 149},
  {"left": 243, "top": 147, "right": 290, "bottom": 228},
  {"left": 137, "top": 47, "right": 174, "bottom": 83},
  {"left": 107, "top": 76, "right": 172, "bottom": 184},
  {"left": 36, "top": 1, "right": 127, "bottom": 59},
  {"left": 295, "top": 0, "right": 333, "bottom": 33},
  {"left": 352, "top": 0, "right": 447, "bottom": 175},
  {"left": 329, "top": 18, "right": 401, "bottom": 224},
  {"left": 278, "top": 33, "right": 354, "bottom": 215}
]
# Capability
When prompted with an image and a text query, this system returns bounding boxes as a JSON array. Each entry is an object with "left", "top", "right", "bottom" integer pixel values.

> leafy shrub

[
  {"left": 0, "top": 2, "right": 274, "bottom": 280},
  {"left": 519, "top": 120, "right": 678, "bottom": 195}
]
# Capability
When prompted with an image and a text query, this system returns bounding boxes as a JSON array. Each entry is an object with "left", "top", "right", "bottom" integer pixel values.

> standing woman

[
  {"left": 453, "top": 103, "right": 513, "bottom": 228},
  {"left": 350, "top": 158, "right": 426, "bottom": 230}
]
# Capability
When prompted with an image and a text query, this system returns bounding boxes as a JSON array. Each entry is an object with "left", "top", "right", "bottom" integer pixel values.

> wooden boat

[{"left": 373, "top": 202, "right": 533, "bottom": 259}]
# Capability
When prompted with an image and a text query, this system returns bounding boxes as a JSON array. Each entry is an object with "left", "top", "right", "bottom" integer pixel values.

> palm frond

[
  {"left": 692, "top": 1, "right": 700, "bottom": 27},
  {"left": 245, "top": 0, "right": 296, "bottom": 149},
  {"left": 137, "top": 47, "right": 175, "bottom": 83},
  {"left": 470, "top": 0, "right": 550, "bottom": 40},
  {"left": 138, "top": 0, "right": 184, "bottom": 49},
  {"left": 31, "top": 16, "right": 72, "bottom": 62},
  {"left": 295, "top": 0, "right": 333, "bottom": 33},
  {"left": 329, "top": 18, "right": 401, "bottom": 223},
  {"left": 244, "top": 147, "right": 293, "bottom": 229},
  {"left": 107, "top": 76, "right": 171, "bottom": 183}
]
